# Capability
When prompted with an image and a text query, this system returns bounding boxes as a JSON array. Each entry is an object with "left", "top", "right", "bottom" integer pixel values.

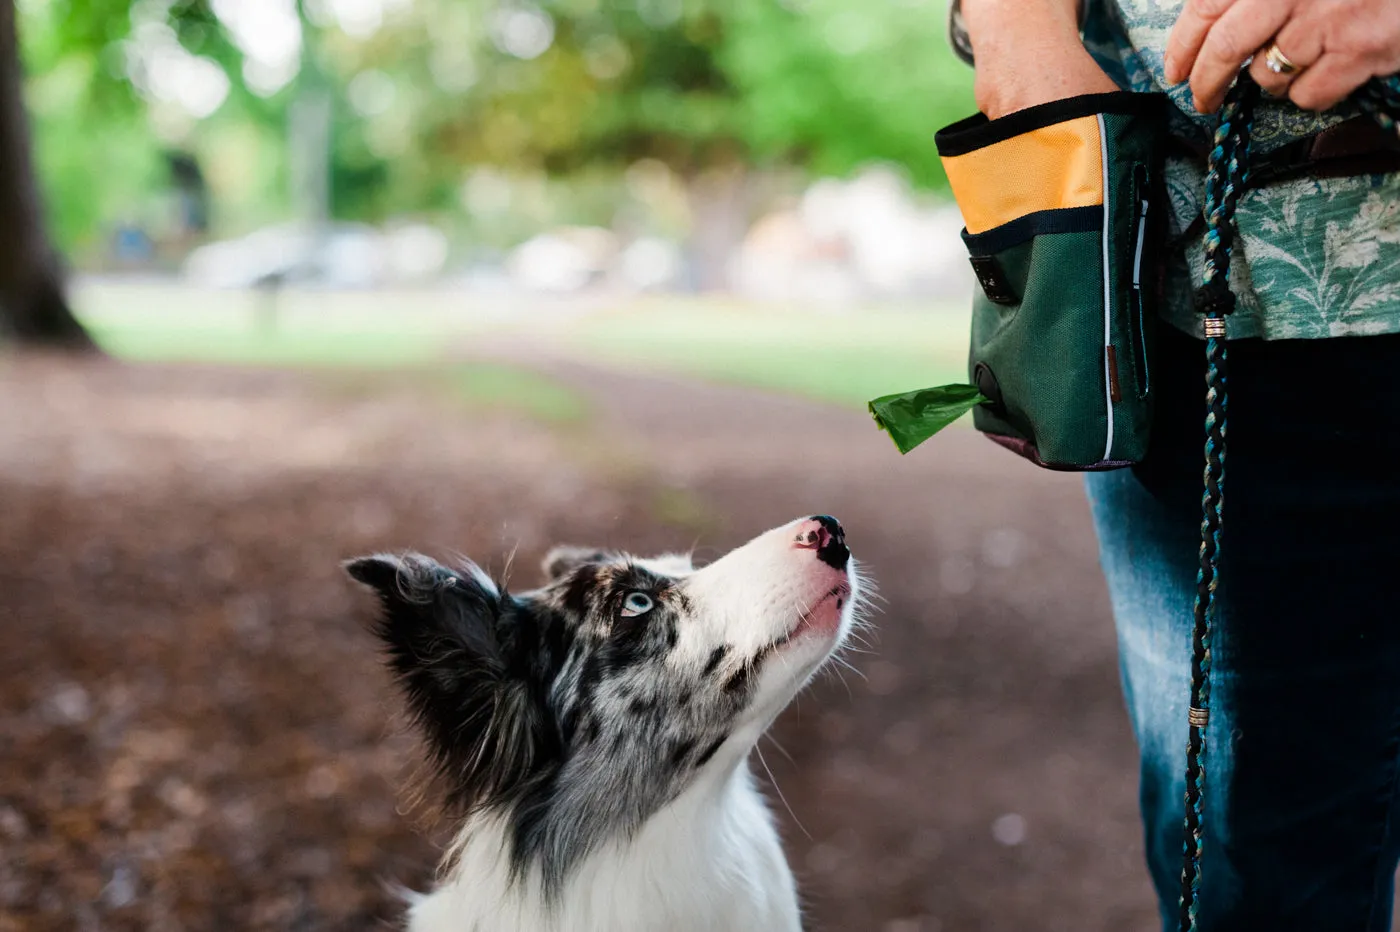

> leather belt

[{"left": 1169, "top": 115, "right": 1400, "bottom": 186}]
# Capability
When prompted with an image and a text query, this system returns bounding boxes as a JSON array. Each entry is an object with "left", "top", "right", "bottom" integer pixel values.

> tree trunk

[{"left": 0, "top": 0, "right": 95, "bottom": 350}]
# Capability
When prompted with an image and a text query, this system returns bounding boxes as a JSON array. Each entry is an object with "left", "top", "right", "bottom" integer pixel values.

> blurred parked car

[{"left": 182, "top": 222, "right": 448, "bottom": 289}]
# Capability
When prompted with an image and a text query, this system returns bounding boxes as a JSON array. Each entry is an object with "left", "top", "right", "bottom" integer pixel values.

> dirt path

[{"left": 0, "top": 351, "right": 1155, "bottom": 932}]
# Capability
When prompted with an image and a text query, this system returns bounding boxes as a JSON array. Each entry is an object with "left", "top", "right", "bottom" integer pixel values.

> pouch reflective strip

[{"left": 940, "top": 115, "right": 1105, "bottom": 235}]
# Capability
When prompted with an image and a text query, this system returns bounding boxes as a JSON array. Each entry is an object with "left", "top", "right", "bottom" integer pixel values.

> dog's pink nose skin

[
  {"left": 793, "top": 515, "right": 849, "bottom": 569},
  {"left": 793, "top": 519, "right": 832, "bottom": 551}
]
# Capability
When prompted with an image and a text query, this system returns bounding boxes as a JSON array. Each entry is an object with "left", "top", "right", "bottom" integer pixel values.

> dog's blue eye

[{"left": 620, "top": 592, "right": 654, "bottom": 617}]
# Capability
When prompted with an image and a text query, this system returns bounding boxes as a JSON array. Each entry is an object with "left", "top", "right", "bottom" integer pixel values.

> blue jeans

[{"left": 1086, "top": 325, "right": 1400, "bottom": 931}]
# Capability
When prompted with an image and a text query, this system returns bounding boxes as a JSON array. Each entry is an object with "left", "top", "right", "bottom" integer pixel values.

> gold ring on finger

[{"left": 1263, "top": 42, "right": 1302, "bottom": 76}]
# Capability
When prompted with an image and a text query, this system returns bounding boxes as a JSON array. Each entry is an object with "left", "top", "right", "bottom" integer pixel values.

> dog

[{"left": 345, "top": 515, "right": 869, "bottom": 932}]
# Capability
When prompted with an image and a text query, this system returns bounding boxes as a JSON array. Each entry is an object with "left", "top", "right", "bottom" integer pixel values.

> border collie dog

[{"left": 345, "top": 515, "right": 868, "bottom": 932}]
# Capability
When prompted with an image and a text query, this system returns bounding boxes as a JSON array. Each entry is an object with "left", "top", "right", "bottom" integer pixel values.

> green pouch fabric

[{"left": 872, "top": 92, "right": 1169, "bottom": 470}]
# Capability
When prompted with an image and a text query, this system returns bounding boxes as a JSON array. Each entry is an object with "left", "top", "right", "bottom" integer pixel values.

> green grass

[
  {"left": 89, "top": 322, "right": 441, "bottom": 368},
  {"left": 556, "top": 301, "right": 968, "bottom": 408},
  {"left": 69, "top": 281, "right": 970, "bottom": 412},
  {"left": 76, "top": 281, "right": 461, "bottom": 368},
  {"left": 73, "top": 281, "right": 588, "bottom": 424}
]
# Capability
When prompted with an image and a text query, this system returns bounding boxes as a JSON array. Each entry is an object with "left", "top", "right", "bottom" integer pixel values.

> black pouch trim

[
  {"left": 961, "top": 205, "right": 1103, "bottom": 256},
  {"left": 935, "top": 92, "right": 1167, "bottom": 157}
]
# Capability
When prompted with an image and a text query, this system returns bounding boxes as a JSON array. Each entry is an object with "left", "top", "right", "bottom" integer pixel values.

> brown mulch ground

[{"left": 0, "top": 349, "right": 1158, "bottom": 932}]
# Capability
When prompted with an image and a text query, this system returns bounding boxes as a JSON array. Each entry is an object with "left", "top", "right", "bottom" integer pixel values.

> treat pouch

[{"left": 871, "top": 92, "right": 1168, "bottom": 469}]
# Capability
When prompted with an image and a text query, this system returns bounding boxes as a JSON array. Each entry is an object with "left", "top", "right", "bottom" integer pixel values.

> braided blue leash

[
  {"left": 1356, "top": 74, "right": 1400, "bottom": 137},
  {"left": 1177, "top": 71, "right": 1400, "bottom": 932}
]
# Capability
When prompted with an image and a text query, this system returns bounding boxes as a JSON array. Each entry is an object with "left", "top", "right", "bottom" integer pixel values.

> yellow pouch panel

[{"left": 941, "top": 115, "right": 1104, "bottom": 235}]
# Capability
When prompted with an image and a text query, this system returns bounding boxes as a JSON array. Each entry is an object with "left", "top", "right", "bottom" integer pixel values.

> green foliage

[
  {"left": 16, "top": 0, "right": 974, "bottom": 252},
  {"left": 723, "top": 0, "right": 975, "bottom": 188}
]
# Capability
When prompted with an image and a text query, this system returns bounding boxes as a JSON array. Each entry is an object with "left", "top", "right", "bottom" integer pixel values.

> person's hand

[
  {"left": 974, "top": 46, "right": 1122, "bottom": 120},
  {"left": 1164, "top": 0, "right": 1400, "bottom": 114},
  {"left": 963, "top": 0, "right": 1119, "bottom": 120}
]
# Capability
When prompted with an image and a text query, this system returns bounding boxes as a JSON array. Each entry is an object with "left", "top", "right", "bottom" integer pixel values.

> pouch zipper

[{"left": 1129, "top": 165, "right": 1151, "bottom": 397}]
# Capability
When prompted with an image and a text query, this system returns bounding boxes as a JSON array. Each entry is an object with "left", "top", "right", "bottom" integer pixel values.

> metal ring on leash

[{"left": 1176, "top": 71, "right": 1400, "bottom": 932}]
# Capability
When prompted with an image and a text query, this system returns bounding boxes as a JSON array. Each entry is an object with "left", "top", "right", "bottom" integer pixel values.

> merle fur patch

[{"left": 347, "top": 549, "right": 758, "bottom": 895}]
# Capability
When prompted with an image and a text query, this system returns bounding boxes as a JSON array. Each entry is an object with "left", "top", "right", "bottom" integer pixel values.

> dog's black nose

[{"left": 809, "top": 515, "right": 849, "bottom": 568}]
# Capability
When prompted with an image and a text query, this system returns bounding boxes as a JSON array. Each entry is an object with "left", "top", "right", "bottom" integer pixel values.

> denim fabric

[{"left": 1086, "top": 325, "right": 1400, "bottom": 931}]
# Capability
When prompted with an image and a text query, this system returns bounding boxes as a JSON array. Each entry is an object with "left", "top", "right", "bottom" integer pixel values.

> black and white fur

[{"left": 346, "top": 515, "right": 868, "bottom": 932}]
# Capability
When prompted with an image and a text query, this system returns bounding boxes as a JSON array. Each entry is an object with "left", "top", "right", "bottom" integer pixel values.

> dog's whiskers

[{"left": 755, "top": 744, "right": 810, "bottom": 841}]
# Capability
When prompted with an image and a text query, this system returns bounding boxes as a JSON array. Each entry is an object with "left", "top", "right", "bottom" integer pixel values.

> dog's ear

[
  {"left": 541, "top": 545, "right": 615, "bottom": 581},
  {"left": 346, "top": 553, "right": 550, "bottom": 809}
]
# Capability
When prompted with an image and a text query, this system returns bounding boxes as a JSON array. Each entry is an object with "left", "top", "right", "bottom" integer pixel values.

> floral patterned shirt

[{"left": 1082, "top": 0, "right": 1400, "bottom": 340}]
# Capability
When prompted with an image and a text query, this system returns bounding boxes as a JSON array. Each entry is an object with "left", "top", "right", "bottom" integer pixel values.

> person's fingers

[
  {"left": 1288, "top": 52, "right": 1375, "bottom": 111},
  {"left": 1248, "top": 16, "right": 1323, "bottom": 98},
  {"left": 1165, "top": 0, "right": 1241, "bottom": 85},
  {"left": 1187, "top": 0, "right": 1295, "bottom": 112}
]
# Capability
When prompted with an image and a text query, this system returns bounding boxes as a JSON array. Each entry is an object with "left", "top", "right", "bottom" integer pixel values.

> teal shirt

[{"left": 1082, "top": 0, "right": 1400, "bottom": 340}]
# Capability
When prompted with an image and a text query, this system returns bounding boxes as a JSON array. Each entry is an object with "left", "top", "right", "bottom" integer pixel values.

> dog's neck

[{"left": 404, "top": 758, "right": 803, "bottom": 932}]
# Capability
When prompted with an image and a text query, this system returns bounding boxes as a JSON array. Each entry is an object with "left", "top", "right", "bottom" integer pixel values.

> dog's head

[{"left": 346, "top": 515, "right": 866, "bottom": 888}]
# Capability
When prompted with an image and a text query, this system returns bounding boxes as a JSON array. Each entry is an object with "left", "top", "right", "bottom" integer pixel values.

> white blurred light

[
  {"left": 211, "top": 0, "right": 302, "bottom": 97},
  {"left": 509, "top": 235, "right": 593, "bottom": 293},
  {"left": 491, "top": 5, "right": 555, "bottom": 60},
  {"left": 506, "top": 228, "right": 615, "bottom": 295},
  {"left": 327, "top": 0, "right": 383, "bottom": 39},
  {"left": 430, "top": 44, "right": 478, "bottom": 92},
  {"left": 461, "top": 168, "right": 513, "bottom": 218},
  {"left": 348, "top": 69, "right": 396, "bottom": 116},
  {"left": 243, "top": 57, "right": 301, "bottom": 97},
  {"left": 991, "top": 813, "right": 1027, "bottom": 846},
  {"left": 301, "top": 0, "right": 334, "bottom": 27},
  {"left": 387, "top": 224, "right": 450, "bottom": 280},
  {"left": 172, "top": 55, "right": 233, "bottom": 118},
  {"left": 620, "top": 237, "right": 682, "bottom": 291},
  {"left": 124, "top": 22, "right": 231, "bottom": 119}
]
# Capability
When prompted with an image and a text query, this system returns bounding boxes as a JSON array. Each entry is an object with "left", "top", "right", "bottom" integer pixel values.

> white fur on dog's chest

[{"left": 406, "top": 767, "right": 802, "bottom": 932}]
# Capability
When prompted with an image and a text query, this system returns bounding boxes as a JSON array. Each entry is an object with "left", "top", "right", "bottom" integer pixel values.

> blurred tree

[
  {"left": 392, "top": 0, "right": 973, "bottom": 286},
  {"left": 0, "top": 0, "right": 94, "bottom": 349},
  {"left": 16, "top": 0, "right": 974, "bottom": 280}
]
